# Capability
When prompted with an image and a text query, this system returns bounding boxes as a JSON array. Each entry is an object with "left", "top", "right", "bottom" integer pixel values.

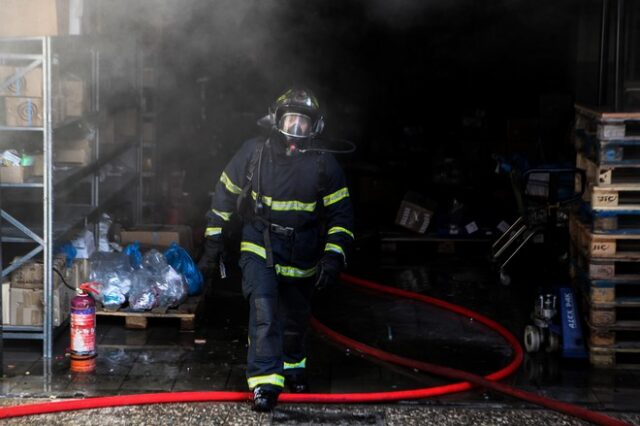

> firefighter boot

[{"left": 253, "top": 386, "right": 280, "bottom": 412}]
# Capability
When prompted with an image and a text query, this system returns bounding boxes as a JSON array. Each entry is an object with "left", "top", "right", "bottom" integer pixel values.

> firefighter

[{"left": 198, "top": 88, "right": 354, "bottom": 411}]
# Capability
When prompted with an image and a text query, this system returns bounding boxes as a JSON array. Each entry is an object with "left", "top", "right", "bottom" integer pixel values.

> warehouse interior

[{"left": 1, "top": 0, "right": 640, "bottom": 424}]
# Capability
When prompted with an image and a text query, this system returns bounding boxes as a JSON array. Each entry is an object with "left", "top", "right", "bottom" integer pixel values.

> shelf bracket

[
  {"left": 0, "top": 209, "right": 44, "bottom": 246},
  {"left": 0, "top": 58, "right": 43, "bottom": 93},
  {"left": 1, "top": 244, "right": 43, "bottom": 278}
]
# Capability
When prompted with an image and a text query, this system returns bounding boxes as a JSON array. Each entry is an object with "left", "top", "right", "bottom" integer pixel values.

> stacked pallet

[{"left": 570, "top": 104, "right": 640, "bottom": 369}]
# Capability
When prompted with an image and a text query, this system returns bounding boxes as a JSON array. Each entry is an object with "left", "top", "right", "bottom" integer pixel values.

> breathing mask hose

[{"left": 0, "top": 274, "right": 629, "bottom": 426}]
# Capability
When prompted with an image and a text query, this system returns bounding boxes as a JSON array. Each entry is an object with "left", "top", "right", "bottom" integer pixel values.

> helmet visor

[{"left": 278, "top": 112, "right": 313, "bottom": 138}]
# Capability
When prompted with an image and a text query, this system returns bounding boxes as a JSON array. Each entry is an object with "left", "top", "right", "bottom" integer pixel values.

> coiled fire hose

[{"left": 0, "top": 273, "right": 630, "bottom": 426}]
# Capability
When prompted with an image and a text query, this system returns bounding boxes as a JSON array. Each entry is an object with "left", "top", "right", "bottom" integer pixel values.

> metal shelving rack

[
  {"left": 137, "top": 48, "right": 159, "bottom": 223},
  {"left": 0, "top": 36, "right": 139, "bottom": 358}
]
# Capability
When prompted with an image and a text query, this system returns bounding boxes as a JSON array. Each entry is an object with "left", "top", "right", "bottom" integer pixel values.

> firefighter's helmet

[{"left": 270, "top": 88, "right": 324, "bottom": 139}]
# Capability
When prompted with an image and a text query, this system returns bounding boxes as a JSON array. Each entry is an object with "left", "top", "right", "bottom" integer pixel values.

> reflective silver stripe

[
  {"left": 211, "top": 208, "right": 232, "bottom": 222},
  {"left": 328, "top": 226, "right": 354, "bottom": 239},
  {"left": 247, "top": 374, "right": 285, "bottom": 389},
  {"left": 325, "top": 243, "right": 345, "bottom": 259},
  {"left": 251, "top": 191, "right": 316, "bottom": 212},
  {"left": 241, "top": 241, "right": 266, "bottom": 259},
  {"left": 275, "top": 264, "right": 316, "bottom": 278},
  {"left": 220, "top": 172, "right": 242, "bottom": 195},
  {"left": 323, "top": 187, "right": 349, "bottom": 207},
  {"left": 284, "top": 357, "right": 307, "bottom": 370},
  {"left": 205, "top": 227, "right": 222, "bottom": 237}
]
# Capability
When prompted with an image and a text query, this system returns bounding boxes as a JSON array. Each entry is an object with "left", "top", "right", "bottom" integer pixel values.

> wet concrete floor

[{"left": 1, "top": 248, "right": 640, "bottom": 424}]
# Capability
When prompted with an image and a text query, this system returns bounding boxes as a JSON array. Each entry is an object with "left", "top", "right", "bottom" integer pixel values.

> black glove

[
  {"left": 314, "top": 253, "right": 343, "bottom": 291},
  {"left": 198, "top": 238, "right": 224, "bottom": 279}
]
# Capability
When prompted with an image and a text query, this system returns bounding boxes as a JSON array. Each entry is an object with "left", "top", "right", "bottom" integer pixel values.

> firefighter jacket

[{"left": 205, "top": 136, "right": 354, "bottom": 279}]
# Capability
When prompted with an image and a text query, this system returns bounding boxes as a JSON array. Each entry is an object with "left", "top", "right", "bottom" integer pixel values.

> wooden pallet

[
  {"left": 587, "top": 322, "right": 640, "bottom": 349},
  {"left": 571, "top": 243, "right": 640, "bottom": 281},
  {"left": 585, "top": 302, "right": 640, "bottom": 328},
  {"left": 579, "top": 208, "right": 640, "bottom": 235},
  {"left": 575, "top": 104, "right": 640, "bottom": 140},
  {"left": 589, "top": 185, "right": 640, "bottom": 210},
  {"left": 577, "top": 152, "right": 640, "bottom": 190},
  {"left": 575, "top": 131, "right": 640, "bottom": 166},
  {"left": 572, "top": 270, "right": 640, "bottom": 308},
  {"left": 96, "top": 295, "right": 203, "bottom": 331},
  {"left": 589, "top": 346, "right": 640, "bottom": 369},
  {"left": 570, "top": 216, "right": 640, "bottom": 259}
]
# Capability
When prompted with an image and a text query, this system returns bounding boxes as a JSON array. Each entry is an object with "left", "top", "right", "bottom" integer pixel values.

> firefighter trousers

[{"left": 240, "top": 255, "right": 314, "bottom": 390}]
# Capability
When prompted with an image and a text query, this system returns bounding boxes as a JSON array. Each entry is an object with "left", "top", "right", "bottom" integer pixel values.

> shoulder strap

[
  {"left": 316, "top": 152, "right": 327, "bottom": 195},
  {"left": 246, "top": 139, "right": 265, "bottom": 183},
  {"left": 236, "top": 138, "right": 265, "bottom": 215}
]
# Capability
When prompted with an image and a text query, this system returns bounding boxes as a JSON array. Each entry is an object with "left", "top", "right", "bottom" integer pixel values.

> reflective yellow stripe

[
  {"left": 220, "top": 172, "right": 242, "bottom": 195},
  {"left": 275, "top": 264, "right": 316, "bottom": 278},
  {"left": 328, "top": 226, "right": 354, "bottom": 239},
  {"left": 272, "top": 200, "right": 316, "bottom": 212},
  {"left": 325, "top": 243, "right": 345, "bottom": 258},
  {"left": 284, "top": 358, "right": 307, "bottom": 370},
  {"left": 251, "top": 191, "right": 273, "bottom": 205},
  {"left": 205, "top": 227, "right": 222, "bottom": 237},
  {"left": 240, "top": 242, "right": 316, "bottom": 278},
  {"left": 211, "top": 208, "right": 232, "bottom": 222},
  {"left": 251, "top": 191, "right": 316, "bottom": 212},
  {"left": 323, "top": 187, "right": 349, "bottom": 207},
  {"left": 247, "top": 374, "right": 285, "bottom": 389},
  {"left": 241, "top": 241, "right": 266, "bottom": 259}
]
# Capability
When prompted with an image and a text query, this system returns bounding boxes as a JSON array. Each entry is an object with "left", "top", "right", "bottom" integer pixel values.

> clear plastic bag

[
  {"left": 98, "top": 213, "right": 113, "bottom": 252},
  {"left": 142, "top": 249, "right": 169, "bottom": 274},
  {"left": 164, "top": 242, "right": 203, "bottom": 296},
  {"left": 129, "top": 269, "right": 160, "bottom": 311},
  {"left": 156, "top": 265, "right": 188, "bottom": 308},
  {"left": 89, "top": 252, "right": 133, "bottom": 309}
]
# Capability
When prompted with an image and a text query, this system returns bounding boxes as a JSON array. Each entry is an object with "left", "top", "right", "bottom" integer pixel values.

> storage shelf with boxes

[{"left": 0, "top": 32, "right": 142, "bottom": 358}]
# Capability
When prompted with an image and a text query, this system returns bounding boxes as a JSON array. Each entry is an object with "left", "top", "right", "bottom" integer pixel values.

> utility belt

[{"left": 251, "top": 216, "right": 317, "bottom": 268}]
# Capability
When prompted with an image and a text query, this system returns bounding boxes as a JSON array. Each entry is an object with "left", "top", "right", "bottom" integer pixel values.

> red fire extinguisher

[{"left": 70, "top": 282, "right": 98, "bottom": 373}]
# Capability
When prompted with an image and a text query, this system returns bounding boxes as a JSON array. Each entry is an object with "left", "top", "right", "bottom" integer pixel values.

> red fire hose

[{"left": 0, "top": 273, "right": 630, "bottom": 426}]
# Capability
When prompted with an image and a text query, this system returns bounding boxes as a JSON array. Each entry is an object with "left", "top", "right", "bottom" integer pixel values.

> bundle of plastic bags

[{"left": 89, "top": 242, "right": 198, "bottom": 311}]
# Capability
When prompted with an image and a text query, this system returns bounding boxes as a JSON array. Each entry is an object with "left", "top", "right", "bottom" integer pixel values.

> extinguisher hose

[{"left": 0, "top": 273, "right": 630, "bottom": 426}]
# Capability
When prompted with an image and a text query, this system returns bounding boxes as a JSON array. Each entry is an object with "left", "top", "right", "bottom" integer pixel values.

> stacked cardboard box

[{"left": 8, "top": 257, "right": 74, "bottom": 327}]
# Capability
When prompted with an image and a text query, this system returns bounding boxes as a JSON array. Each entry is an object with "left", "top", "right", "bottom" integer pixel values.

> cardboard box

[
  {"left": 63, "top": 259, "right": 90, "bottom": 289},
  {"left": 120, "top": 225, "right": 193, "bottom": 253},
  {"left": 0, "top": 166, "right": 32, "bottom": 184},
  {"left": 2, "top": 282, "right": 10, "bottom": 325},
  {"left": 55, "top": 138, "right": 91, "bottom": 165},
  {"left": 395, "top": 193, "right": 436, "bottom": 234},
  {"left": 10, "top": 257, "right": 65, "bottom": 289},
  {"left": 0, "top": 0, "right": 60, "bottom": 37},
  {"left": 10, "top": 283, "right": 73, "bottom": 327},
  {"left": 0, "top": 66, "right": 43, "bottom": 98},
  {"left": 0, "top": 0, "right": 83, "bottom": 37},
  {"left": 4, "top": 97, "right": 43, "bottom": 127},
  {"left": 32, "top": 154, "right": 44, "bottom": 177},
  {"left": 61, "top": 78, "right": 86, "bottom": 118}
]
